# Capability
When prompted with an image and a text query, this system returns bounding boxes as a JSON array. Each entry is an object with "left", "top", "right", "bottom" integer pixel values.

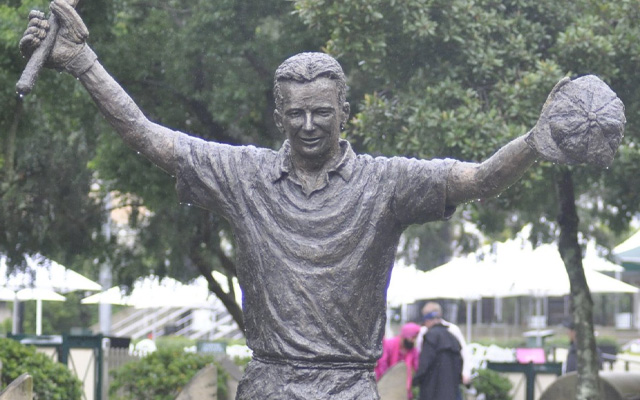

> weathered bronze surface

[{"left": 526, "top": 75, "right": 625, "bottom": 167}]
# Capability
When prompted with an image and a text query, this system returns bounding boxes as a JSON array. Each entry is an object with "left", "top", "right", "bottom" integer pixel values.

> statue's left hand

[{"left": 525, "top": 75, "right": 625, "bottom": 168}]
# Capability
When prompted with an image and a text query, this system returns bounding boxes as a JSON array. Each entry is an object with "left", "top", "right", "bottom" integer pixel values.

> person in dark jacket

[
  {"left": 413, "top": 311, "right": 463, "bottom": 400},
  {"left": 563, "top": 320, "right": 603, "bottom": 374}
]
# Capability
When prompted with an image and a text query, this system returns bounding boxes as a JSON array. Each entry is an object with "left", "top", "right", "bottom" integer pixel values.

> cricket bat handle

[
  {"left": 16, "top": 0, "right": 79, "bottom": 96},
  {"left": 16, "top": 14, "right": 60, "bottom": 96}
]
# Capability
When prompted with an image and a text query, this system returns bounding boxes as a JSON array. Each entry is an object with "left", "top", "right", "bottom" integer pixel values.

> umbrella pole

[
  {"left": 635, "top": 292, "right": 640, "bottom": 332},
  {"left": 514, "top": 297, "right": 520, "bottom": 326},
  {"left": 535, "top": 297, "right": 542, "bottom": 347},
  {"left": 12, "top": 297, "right": 19, "bottom": 334},
  {"left": 465, "top": 299, "right": 472, "bottom": 342},
  {"left": 36, "top": 298, "right": 42, "bottom": 336}
]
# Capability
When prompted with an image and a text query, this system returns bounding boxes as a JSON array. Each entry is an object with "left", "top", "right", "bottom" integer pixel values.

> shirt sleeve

[
  {"left": 388, "top": 157, "right": 458, "bottom": 226},
  {"left": 173, "top": 134, "right": 263, "bottom": 219}
]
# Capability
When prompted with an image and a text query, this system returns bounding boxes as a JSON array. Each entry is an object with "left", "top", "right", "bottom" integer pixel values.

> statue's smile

[{"left": 300, "top": 136, "right": 321, "bottom": 144}]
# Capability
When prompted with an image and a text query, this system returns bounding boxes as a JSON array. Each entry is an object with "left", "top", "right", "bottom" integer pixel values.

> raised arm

[
  {"left": 79, "top": 58, "right": 178, "bottom": 174},
  {"left": 445, "top": 78, "right": 567, "bottom": 207},
  {"left": 446, "top": 74, "right": 625, "bottom": 207},
  {"left": 19, "top": 0, "right": 178, "bottom": 175},
  {"left": 445, "top": 134, "right": 537, "bottom": 207}
]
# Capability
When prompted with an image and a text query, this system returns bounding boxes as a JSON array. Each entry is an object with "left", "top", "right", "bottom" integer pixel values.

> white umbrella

[
  {"left": 499, "top": 244, "right": 639, "bottom": 297},
  {"left": 387, "top": 263, "right": 432, "bottom": 306},
  {"left": 388, "top": 257, "right": 488, "bottom": 340},
  {"left": 0, "top": 287, "right": 16, "bottom": 301},
  {"left": 0, "top": 254, "right": 102, "bottom": 292},
  {"left": 613, "top": 230, "right": 640, "bottom": 264},
  {"left": 16, "top": 288, "right": 66, "bottom": 301},
  {"left": 390, "top": 239, "right": 639, "bottom": 340},
  {"left": 583, "top": 242, "right": 625, "bottom": 273},
  {"left": 419, "top": 256, "right": 507, "bottom": 342},
  {"left": 391, "top": 237, "right": 636, "bottom": 301},
  {"left": 1, "top": 254, "right": 100, "bottom": 336},
  {"left": 419, "top": 256, "right": 513, "bottom": 300},
  {"left": 81, "top": 275, "right": 233, "bottom": 309},
  {"left": 16, "top": 288, "right": 66, "bottom": 335},
  {"left": 80, "top": 286, "right": 129, "bottom": 306}
]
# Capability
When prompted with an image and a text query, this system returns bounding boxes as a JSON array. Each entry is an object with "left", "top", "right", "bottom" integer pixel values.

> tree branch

[{"left": 189, "top": 244, "right": 245, "bottom": 333}]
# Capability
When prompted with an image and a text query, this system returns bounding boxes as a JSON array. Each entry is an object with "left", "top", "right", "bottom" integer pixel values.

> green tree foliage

[
  {"left": 0, "top": 1, "right": 107, "bottom": 277},
  {"left": 0, "top": 337, "right": 83, "bottom": 400}
]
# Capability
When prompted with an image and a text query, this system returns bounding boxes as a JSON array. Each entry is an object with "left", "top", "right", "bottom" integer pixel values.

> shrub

[
  {"left": 109, "top": 348, "right": 229, "bottom": 400},
  {"left": 596, "top": 335, "right": 620, "bottom": 354},
  {"left": 474, "top": 338, "right": 526, "bottom": 349},
  {"left": 154, "top": 335, "right": 196, "bottom": 351},
  {"left": 0, "top": 338, "right": 83, "bottom": 400},
  {"left": 474, "top": 368, "right": 512, "bottom": 400}
]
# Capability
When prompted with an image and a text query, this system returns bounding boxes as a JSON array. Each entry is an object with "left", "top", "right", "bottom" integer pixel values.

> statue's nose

[{"left": 303, "top": 113, "right": 314, "bottom": 131}]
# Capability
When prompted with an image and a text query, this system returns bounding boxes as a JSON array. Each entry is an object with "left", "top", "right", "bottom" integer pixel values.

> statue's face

[{"left": 275, "top": 77, "right": 349, "bottom": 163}]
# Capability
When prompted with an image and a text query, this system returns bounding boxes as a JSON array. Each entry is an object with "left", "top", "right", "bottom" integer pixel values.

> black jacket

[{"left": 413, "top": 323, "right": 462, "bottom": 400}]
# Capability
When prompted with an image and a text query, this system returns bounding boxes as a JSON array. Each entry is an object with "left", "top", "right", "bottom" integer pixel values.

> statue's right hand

[
  {"left": 19, "top": 0, "right": 88, "bottom": 71},
  {"left": 19, "top": 10, "right": 49, "bottom": 60}
]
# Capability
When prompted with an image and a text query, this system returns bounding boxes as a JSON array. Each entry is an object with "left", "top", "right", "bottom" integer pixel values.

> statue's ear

[
  {"left": 342, "top": 102, "right": 351, "bottom": 125},
  {"left": 274, "top": 109, "right": 284, "bottom": 134}
]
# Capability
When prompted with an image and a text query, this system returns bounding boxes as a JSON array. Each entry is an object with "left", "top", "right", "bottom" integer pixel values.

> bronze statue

[{"left": 18, "top": 1, "right": 624, "bottom": 399}]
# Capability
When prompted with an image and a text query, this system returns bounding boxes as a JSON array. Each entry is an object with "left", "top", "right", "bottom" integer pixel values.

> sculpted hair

[{"left": 274, "top": 52, "right": 347, "bottom": 111}]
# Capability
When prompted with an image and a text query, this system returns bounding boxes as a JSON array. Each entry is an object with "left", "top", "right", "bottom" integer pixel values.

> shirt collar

[{"left": 270, "top": 139, "right": 356, "bottom": 183}]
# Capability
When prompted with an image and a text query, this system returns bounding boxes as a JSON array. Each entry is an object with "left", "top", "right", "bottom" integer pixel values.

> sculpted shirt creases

[{"left": 174, "top": 135, "right": 457, "bottom": 364}]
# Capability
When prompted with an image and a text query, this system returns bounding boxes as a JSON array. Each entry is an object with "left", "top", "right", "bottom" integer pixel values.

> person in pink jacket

[{"left": 376, "top": 322, "right": 422, "bottom": 398}]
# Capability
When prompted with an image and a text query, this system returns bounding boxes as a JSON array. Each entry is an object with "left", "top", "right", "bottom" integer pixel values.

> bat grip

[{"left": 16, "top": 13, "right": 60, "bottom": 96}]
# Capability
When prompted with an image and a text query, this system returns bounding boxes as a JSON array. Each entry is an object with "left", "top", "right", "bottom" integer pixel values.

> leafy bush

[
  {"left": 0, "top": 318, "right": 11, "bottom": 335},
  {"left": 596, "top": 335, "right": 620, "bottom": 354},
  {"left": 474, "top": 338, "right": 526, "bottom": 349},
  {"left": 154, "top": 335, "right": 196, "bottom": 351},
  {"left": 109, "top": 348, "right": 229, "bottom": 400},
  {"left": 0, "top": 338, "right": 82, "bottom": 400},
  {"left": 474, "top": 369, "right": 512, "bottom": 400},
  {"left": 543, "top": 335, "right": 570, "bottom": 349}
]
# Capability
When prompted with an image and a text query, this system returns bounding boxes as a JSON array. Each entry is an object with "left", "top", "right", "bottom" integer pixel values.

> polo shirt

[{"left": 175, "top": 134, "right": 456, "bottom": 365}]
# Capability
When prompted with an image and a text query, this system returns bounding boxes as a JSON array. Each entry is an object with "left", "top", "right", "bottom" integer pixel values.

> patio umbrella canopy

[
  {"left": 387, "top": 238, "right": 639, "bottom": 340},
  {"left": 387, "top": 262, "right": 436, "bottom": 306},
  {"left": 496, "top": 244, "right": 639, "bottom": 297},
  {"left": 0, "top": 287, "right": 16, "bottom": 301},
  {"left": 1, "top": 254, "right": 101, "bottom": 336},
  {"left": 0, "top": 254, "right": 102, "bottom": 293},
  {"left": 389, "top": 239, "right": 638, "bottom": 303},
  {"left": 613, "top": 230, "right": 640, "bottom": 266},
  {"left": 81, "top": 273, "right": 241, "bottom": 309},
  {"left": 16, "top": 288, "right": 66, "bottom": 302}
]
